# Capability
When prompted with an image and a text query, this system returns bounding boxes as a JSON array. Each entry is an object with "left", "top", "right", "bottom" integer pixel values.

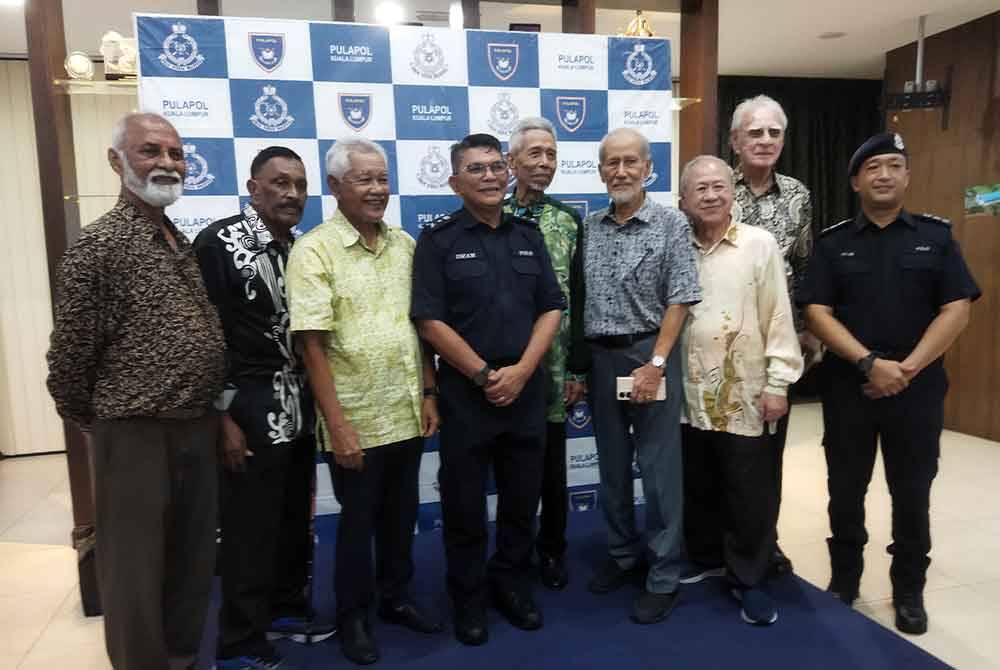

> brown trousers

[{"left": 91, "top": 413, "right": 219, "bottom": 670}]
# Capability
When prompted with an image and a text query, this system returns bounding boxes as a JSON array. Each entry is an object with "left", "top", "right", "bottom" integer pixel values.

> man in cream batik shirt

[
  {"left": 287, "top": 138, "right": 442, "bottom": 666},
  {"left": 677, "top": 156, "right": 802, "bottom": 626}
]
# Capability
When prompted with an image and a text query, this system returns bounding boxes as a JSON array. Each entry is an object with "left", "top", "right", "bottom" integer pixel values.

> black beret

[{"left": 848, "top": 132, "right": 908, "bottom": 176}]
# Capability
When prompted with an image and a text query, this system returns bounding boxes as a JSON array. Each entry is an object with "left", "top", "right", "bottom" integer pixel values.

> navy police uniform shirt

[
  {"left": 798, "top": 209, "right": 980, "bottom": 363},
  {"left": 411, "top": 207, "right": 566, "bottom": 365}
]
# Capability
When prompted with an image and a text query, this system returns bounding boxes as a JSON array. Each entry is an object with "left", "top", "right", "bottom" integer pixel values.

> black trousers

[
  {"left": 438, "top": 423, "right": 545, "bottom": 609},
  {"left": 327, "top": 437, "right": 424, "bottom": 622},
  {"left": 91, "top": 414, "right": 219, "bottom": 670},
  {"left": 536, "top": 420, "right": 568, "bottom": 558},
  {"left": 218, "top": 436, "right": 314, "bottom": 658},
  {"left": 822, "top": 364, "right": 945, "bottom": 597},
  {"left": 681, "top": 425, "right": 780, "bottom": 588}
]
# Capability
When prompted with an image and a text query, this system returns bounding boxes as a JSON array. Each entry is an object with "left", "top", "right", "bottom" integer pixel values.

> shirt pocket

[
  {"left": 899, "top": 250, "right": 942, "bottom": 306},
  {"left": 511, "top": 255, "right": 541, "bottom": 302},
  {"left": 831, "top": 257, "right": 870, "bottom": 306},
  {"left": 445, "top": 259, "right": 489, "bottom": 314}
]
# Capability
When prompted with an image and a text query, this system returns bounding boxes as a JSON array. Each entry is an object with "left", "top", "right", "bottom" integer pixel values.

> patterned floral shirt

[
  {"left": 194, "top": 203, "right": 311, "bottom": 447},
  {"left": 503, "top": 193, "right": 582, "bottom": 422},
  {"left": 732, "top": 168, "right": 813, "bottom": 330},
  {"left": 681, "top": 222, "right": 803, "bottom": 436},
  {"left": 47, "top": 198, "right": 226, "bottom": 426},
  {"left": 581, "top": 196, "right": 702, "bottom": 338},
  {"left": 286, "top": 210, "right": 423, "bottom": 451}
]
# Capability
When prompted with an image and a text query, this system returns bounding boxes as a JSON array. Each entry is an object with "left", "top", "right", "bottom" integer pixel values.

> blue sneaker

[
  {"left": 732, "top": 587, "right": 778, "bottom": 625},
  {"left": 266, "top": 616, "right": 336, "bottom": 644},
  {"left": 216, "top": 653, "right": 290, "bottom": 670}
]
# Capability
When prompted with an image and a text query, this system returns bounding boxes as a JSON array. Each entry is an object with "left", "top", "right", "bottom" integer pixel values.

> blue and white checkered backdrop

[{"left": 136, "top": 13, "right": 668, "bottom": 526}]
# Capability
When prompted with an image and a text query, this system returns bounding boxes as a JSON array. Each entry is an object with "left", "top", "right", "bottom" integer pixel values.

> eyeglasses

[
  {"left": 343, "top": 174, "right": 390, "bottom": 188},
  {"left": 462, "top": 161, "right": 508, "bottom": 177}
]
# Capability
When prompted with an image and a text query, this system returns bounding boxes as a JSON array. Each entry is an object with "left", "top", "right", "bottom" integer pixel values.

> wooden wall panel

[
  {"left": 70, "top": 91, "right": 138, "bottom": 226},
  {"left": 0, "top": 61, "right": 65, "bottom": 456},
  {"left": 885, "top": 12, "right": 1000, "bottom": 440}
]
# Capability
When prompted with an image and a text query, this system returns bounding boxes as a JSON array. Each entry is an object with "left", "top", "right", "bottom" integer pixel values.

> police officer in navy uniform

[
  {"left": 411, "top": 133, "right": 565, "bottom": 646},
  {"left": 800, "top": 132, "right": 979, "bottom": 635}
]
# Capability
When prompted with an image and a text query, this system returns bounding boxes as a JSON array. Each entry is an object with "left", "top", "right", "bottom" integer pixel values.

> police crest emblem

[
  {"left": 250, "top": 85, "right": 294, "bottom": 133},
  {"left": 643, "top": 166, "right": 659, "bottom": 188},
  {"left": 567, "top": 401, "right": 591, "bottom": 431},
  {"left": 563, "top": 200, "right": 590, "bottom": 219},
  {"left": 556, "top": 96, "right": 586, "bottom": 133},
  {"left": 410, "top": 33, "right": 447, "bottom": 79},
  {"left": 417, "top": 146, "right": 450, "bottom": 189},
  {"left": 183, "top": 144, "right": 215, "bottom": 191},
  {"left": 159, "top": 23, "right": 205, "bottom": 72},
  {"left": 487, "top": 43, "right": 519, "bottom": 81},
  {"left": 249, "top": 33, "right": 284, "bottom": 73},
  {"left": 339, "top": 94, "right": 372, "bottom": 132},
  {"left": 569, "top": 490, "right": 598, "bottom": 512},
  {"left": 622, "top": 43, "right": 656, "bottom": 87},
  {"left": 488, "top": 93, "right": 519, "bottom": 136}
]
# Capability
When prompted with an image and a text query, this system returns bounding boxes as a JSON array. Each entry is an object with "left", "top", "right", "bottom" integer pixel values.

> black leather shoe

[
  {"left": 338, "top": 615, "right": 378, "bottom": 665},
  {"left": 378, "top": 598, "right": 443, "bottom": 634},
  {"left": 492, "top": 587, "right": 543, "bottom": 630},
  {"left": 768, "top": 545, "right": 794, "bottom": 577},
  {"left": 894, "top": 594, "right": 928, "bottom": 635},
  {"left": 588, "top": 558, "right": 644, "bottom": 594},
  {"left": 826, "top": 579, "right": 859, "bottom": 607},
  {"left": 539, "top": 554, "right": 568, "bottom": 590},
  {"left": 630, "top": 589, "right": 681, "bottom": 625},
  {"left": 454, "top": 605, "right": 488, "bottom": 646}
]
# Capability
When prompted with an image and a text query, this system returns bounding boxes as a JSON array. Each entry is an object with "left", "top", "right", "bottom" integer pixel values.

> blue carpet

[{"left": 202, "top": 509, "right": 950, "bottom": 670}]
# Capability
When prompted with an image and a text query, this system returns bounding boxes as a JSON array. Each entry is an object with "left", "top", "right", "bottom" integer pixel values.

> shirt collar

[
  {"left": 603, "top": 192, "right": 656, "bottom": 226},
  {"left": 852, "top": 208, "right": 915, "bottom": 232},
  {"left": 503, "top": 192, "right": 549, "bottom": 221},
  {"left": 691, "top": 218, "right": 740, "bottom": 254},
  {"left": 734, "top": 166, "right": 781, "bottom": 196},
  {"left": 330, "top": 209, "right": 388, "bottom": 251},
  {"left": 241, "top": 203, "right": 278, "bottom": 248},
  {"left": 114, "top": 197, "right": 186, "bottom": 246}
]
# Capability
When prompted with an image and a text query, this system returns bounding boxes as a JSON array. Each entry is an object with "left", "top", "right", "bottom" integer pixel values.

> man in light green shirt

[{"left": 286, "top": 138, "right": 442, "bottom": 666}]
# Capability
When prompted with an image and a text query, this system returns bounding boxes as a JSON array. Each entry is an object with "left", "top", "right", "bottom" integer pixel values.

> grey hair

[
  {"left": 598, "top": 128, "right": 650, "bottom": 164},
  {"left": 729, "top": 94, "right": 788, "bottom": 134},
  {"left": 508, "top": 116, "right": 557, "bottom": 156},
  {"left": 679, "top": 155, "right": 734, "bottom": 195},
  {"left": 110, "top": 112, "right": 176, "bottom": 151},
  {"left": 325, "top": 138, "right": 388, "bottom": 179}
]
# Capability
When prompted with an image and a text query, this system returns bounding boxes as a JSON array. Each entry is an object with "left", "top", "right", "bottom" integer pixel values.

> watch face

[{"left": 652, "top": 355, "right": 666, "bottom": 368}]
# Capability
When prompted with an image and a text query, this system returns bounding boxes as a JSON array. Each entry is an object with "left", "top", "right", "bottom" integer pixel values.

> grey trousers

[
  {"left": 588, "top": 339, "right": 684, "bottom": 594},
  {"left": 91, "top": 414, "right": 219, "bottom": 670}
]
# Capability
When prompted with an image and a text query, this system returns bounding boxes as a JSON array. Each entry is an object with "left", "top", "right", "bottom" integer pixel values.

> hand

[
  {"left": 899, "top": 360, "right": 920, "bottom": 383},
  {"left": 485, "top": 364, "right": 530, "bottom": 407},
  {"left": 564, "top": 380, "right": 587, "bottom": 407},
  {"left": 220, "top": 412, "right": 253, "bottom": 472},
  {"left": 421, "top": 396, "right": 441, "bottom": 437},
  {"left": 329, "top": 420, "right": 364, "bottom": 471},
  {"left": 862, "top": 358, "right": 909, "bottom": 399},
  {"left": 799, "top": 331, "right": 823, "bottom": 372},
  {"left": 756, "top": 392, "right": 789, "bottom": 424},
  {"left": 628, "top": 363, "right": 662, "bottom": 404}
]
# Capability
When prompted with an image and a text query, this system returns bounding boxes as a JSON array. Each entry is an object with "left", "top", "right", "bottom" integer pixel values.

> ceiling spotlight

[
  {"left": 374, "top": 1, "right": 405, "bottom": 26},
  {"left": 818, "top": 31, "right": 847, "bottom": 40}
]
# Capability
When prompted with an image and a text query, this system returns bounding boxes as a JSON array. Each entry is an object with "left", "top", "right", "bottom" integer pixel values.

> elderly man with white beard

[{"left": 47, "top": 113, "right": 226, "bottom": 670}]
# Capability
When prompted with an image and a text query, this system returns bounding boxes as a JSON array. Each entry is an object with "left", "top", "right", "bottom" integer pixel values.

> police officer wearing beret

[
  {"left": 411, "top": 133, "right": 565, "bottom": 646},
  {"left": 799, "top": 132, "right": 980, "bottom": 635}
]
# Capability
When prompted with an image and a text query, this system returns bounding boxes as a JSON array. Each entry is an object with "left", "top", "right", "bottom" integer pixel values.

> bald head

[{"left": 598, "top": 127, "right": 650, "bottom": 164}]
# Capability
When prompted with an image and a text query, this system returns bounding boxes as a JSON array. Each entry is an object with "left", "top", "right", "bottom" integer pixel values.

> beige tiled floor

[{"left": 2, "top": 403, "right": 999, "bottom": 669}]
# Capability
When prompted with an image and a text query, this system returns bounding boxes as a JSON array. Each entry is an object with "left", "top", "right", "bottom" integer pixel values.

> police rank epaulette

[
  {"left": 820, "top": 219, "right": 852, "bottom": 236},
  {"left": 509, "top": 214, "right": 539, "bottom": 228},
  {"left": 915, "top": 212, "right": 951, "bottom": 227},
  {"left": 428, "top": 214, "right": 456, "bottom": 231}
]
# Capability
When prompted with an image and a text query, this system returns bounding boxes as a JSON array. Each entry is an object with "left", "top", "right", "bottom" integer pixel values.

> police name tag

[
  {"left": 454, "top": 252, "right": 478, "bottom": 260},
  {"left": 516, "top": 249, "right": 534, "bottom": 257}
]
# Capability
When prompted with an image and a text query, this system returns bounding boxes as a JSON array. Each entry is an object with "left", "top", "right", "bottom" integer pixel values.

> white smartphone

[{"left": 616, "top": 376, "right": 667, "bottom": 401}]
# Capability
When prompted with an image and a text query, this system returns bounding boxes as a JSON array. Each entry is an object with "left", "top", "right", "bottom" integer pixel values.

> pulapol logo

[
  {"left": 417, "top": 146, "right": 450, "bottom": 189},
  {"left": 570, "top": 489, "right": 598, "bottom": 512},
  {"left": 159, "top": 23, "right": 205, "bottom": 72},
  {"left": 339, "top": 93, "right": 372, "bottom": 131},
  {"left": 250, "top": 85, "right": 294, "bottom": 133},
  {"left": 567, "top": 401, "right": 591, "bottom": 431},
  {"left": 249, "top": 33, "right": 284, "bottom": 73},
  {"left": 556, "top": 96, "right": 586, "bottom": 133},
  {"left": 410, "top": 33, "right": 447, "bottom": 79},
  {"left": 487, "top": 43, "right": 519, "bottom": 81},
  {"left": 624, "top": 109, "right": 660, "bottom": 128},
  {"left": 488, "top": 93, "right": 519, "bottom": 136},
  {"left": 622, "top": 43, "right": 657, "bottom": 86},
  {"left": 182, "top": 144, "right": 215, "bottom": 191},
  {"left": 557, "top": 52, "right": 595, "bottom": 71}
]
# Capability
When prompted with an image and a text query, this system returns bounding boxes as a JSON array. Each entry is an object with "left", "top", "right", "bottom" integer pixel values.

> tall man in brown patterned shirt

[
  {"left": 47, "top": 113, "right": 226, "bottom": 670},
  {"left": 729, "top": 95, "right": 815, "bottom": 577}
]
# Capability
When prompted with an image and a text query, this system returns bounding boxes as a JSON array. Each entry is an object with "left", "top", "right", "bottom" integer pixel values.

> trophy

[{"left": 100, "top": 31, "right": 138, "bottom": 79}]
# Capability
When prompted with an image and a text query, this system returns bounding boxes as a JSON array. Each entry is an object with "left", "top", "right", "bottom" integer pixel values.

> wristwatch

[
  {"left": 856, "top": 352, "right": 878, "bottom": 377},
  {"left": 650, "top": 355, "right": 666, "bottom": 370},
  {"left": 423, "top": 387, "right": 439, "bottom": 398},
  {"left": 472, "top": 364, "right": 492, "bottom": 387}
]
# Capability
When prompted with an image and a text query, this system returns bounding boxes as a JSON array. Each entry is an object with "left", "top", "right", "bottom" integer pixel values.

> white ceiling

[{"left": 0, "top": 0, "right": 994, "bottom": 79}]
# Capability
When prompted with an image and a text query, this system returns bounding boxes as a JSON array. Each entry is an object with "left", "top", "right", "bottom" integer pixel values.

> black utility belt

[{"left": 586, "top": 331, "right": 658, "bottom": 349}]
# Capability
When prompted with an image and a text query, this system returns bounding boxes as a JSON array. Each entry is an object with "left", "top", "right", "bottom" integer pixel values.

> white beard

[{"left": 119, "top": 151, "right": 183, "bottom": 208}]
